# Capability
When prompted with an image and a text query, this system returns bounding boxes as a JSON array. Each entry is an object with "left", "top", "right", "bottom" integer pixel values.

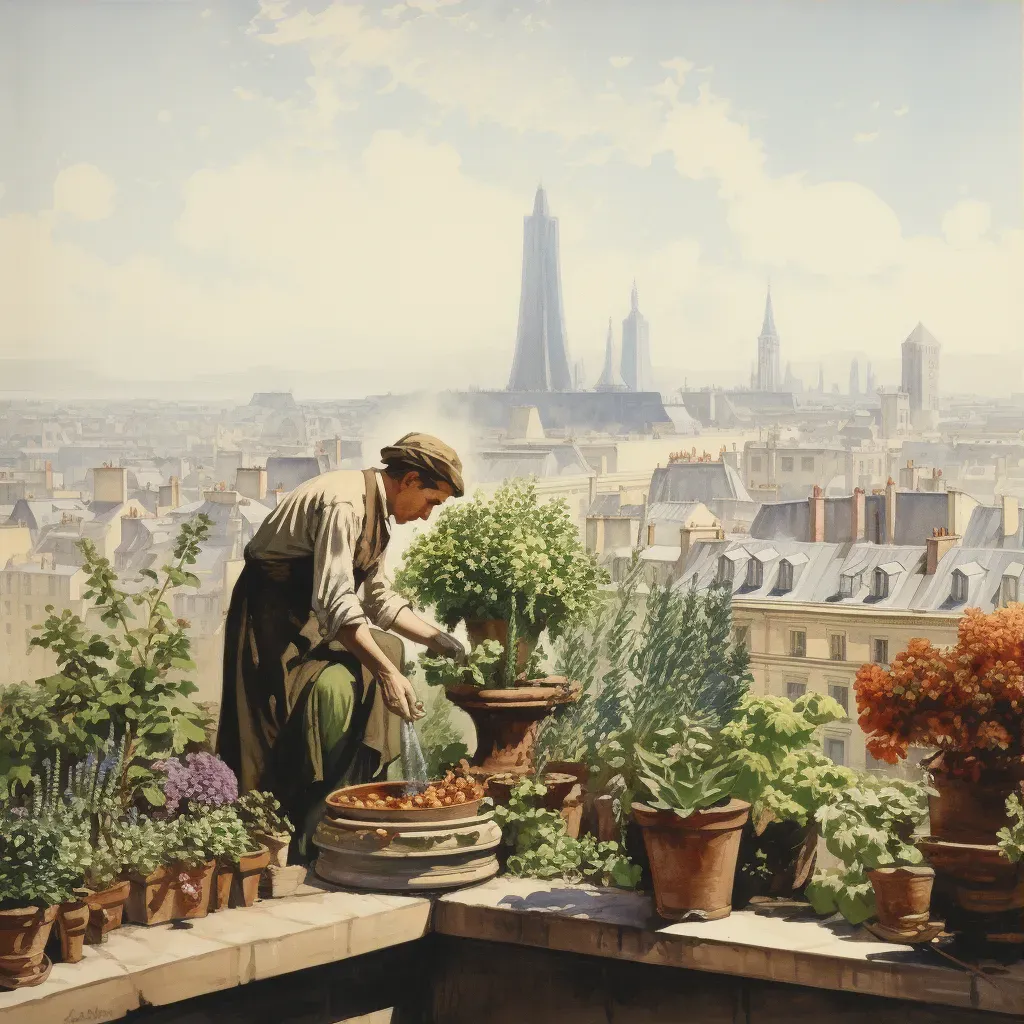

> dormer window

[
  {"left": 776, "top": 552, "right": 809, "bottom": 594},
  {"left": 872, "top": 561, "right": 903, "bottom": 600},
  {"left": 1000, "top": 561, "right": 1023, "bottom": 607},
  {"left": 718, "top": 554, "right": 735, "bottom": 585},
  {"left": 951, "top": 570, "right": 968, "bottom": 603},
  {"left": 951, "top": 562, "right": 984, "bottom": 604},
  {"left": 746, "top": 559, "right": 763, "bottom": 588},
  {"left": 839, "top": 568, "right": 864, "bottom": 598}
]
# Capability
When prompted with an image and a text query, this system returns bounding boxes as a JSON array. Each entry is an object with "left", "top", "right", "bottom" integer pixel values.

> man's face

[{"left": 392, "top": 472, "right": 454, "bottom": 524}]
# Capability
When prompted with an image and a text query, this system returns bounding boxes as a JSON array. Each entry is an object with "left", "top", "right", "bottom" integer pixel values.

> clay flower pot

[
  {"left": 209, "top": 861, "right": 234, "bottom": 913},
  {"left": 465, "top": 619, "right": 539, "bottom": 679},
  {"left": 126, "top": 861, "right": 216, "bottom": 926},
  {"left": 230, "top": 847, "right": 271, "bottom": 909},
  {"left": 928, "top": 773, "right": 1019, "bottom": 845},
  {"left": 447, "top": 677, "right": 581, "bottom": 773},
  {"left": 255, "top": 831, "right": 291, "bottom": 869},
  {"left": 868, "top": 865, "right": 935, "bottom": 932},
  {"left": 84, "top": 879, "right": 130, "bottom": 945},
  {"left": 0, "top": 905, "right": 57, "bottom": 990},
  {"left": 55, "top": 895, "right": 91, "bottom": 964},
  {"left": 633, "top": 799, "right": 750, "bottom": 921}
]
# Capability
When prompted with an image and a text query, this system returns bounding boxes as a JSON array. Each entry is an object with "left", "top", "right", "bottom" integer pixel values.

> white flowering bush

[{"left": 395, "top": 480, "right": 607, "bottom": 640}]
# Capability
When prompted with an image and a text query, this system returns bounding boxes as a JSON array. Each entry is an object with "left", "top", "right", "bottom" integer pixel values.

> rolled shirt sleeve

[
  {"left": 363, "top": 555, "right": 411, "bottom": 631},
  {"left": 310, "top": 500, "right": 371, "bottom": 637}
]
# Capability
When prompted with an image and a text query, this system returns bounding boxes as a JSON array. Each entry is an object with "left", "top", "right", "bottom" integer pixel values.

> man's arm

[
  {"left": 336, "top": 622, "right": 424, "bottom": 721},
  {"left": 389, "top": 606, "right": 462, "bottom": 655}
]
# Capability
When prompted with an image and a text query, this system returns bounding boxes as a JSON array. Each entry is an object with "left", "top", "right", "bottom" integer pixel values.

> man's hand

[
  {"left": 379, "top": 667, "right": 425, "bottom": 721},
  {"left": 427, "top": 631, "right": 466, "bottom": 663}
]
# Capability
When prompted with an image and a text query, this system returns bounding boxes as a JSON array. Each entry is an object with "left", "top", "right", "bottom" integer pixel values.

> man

[{"left": 217, "top": 432, "right": 465, "bottom": 858}]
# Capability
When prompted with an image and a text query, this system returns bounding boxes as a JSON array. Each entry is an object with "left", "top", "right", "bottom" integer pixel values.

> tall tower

[
  {"left": 756, "top": 286, "right": 781, "bottom": 392},
  {"left": 507, "top": 186, "right": 574, "bottom": 392},
  {"left": 901, "top": 323, "right": 941, "bottom": 414},
  {"left": 594, "top": 318, "right": 627, "bottom": 391},
  {"left": 849, "top": 358, "right": 860, "bottom": 396},
  {"left": 866, "top": 362, "right": 876, "bottom": 395},
  {"left": 817, "top": 364, "right": 825, "bottom": 394},
  {"left": 620, "top": 280, "right": 653, "bottom": 392}
]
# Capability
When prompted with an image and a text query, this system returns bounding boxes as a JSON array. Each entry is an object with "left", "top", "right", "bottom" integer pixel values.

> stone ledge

[
  {"left": 0, "top": 886, "right": 431, "bottom": 1024},
  {"left": 434, "top": 879, "right": 1024, "bottom": 1018}
]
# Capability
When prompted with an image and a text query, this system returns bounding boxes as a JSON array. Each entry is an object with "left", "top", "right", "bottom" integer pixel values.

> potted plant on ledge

[{"left": 398, "top": 481, "right": 607, "bottom": 773}]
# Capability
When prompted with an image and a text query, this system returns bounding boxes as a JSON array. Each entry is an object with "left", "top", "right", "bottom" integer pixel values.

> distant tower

[
  {"left": 756, "top": 286, "right": 781, "bottom": 392},
  {"left": 572, "top": 358, "right": 586, "bottom": 391},
  {"left": 507, "top": 186, "right": 574, "bottom": 392},
  {"left": 620, "top": 280, "right": 653, "bottom": 392},
  {"left": 783, "top": 362, "right": 794, "bottom": 389},
  {"left": 849, "top": 358, "right": 860, "bottom": 396},
  {"left": 594, "top": 318, "right": 628, "bottom": 391},
  {"left": 866, "top": 362, "right": 876, "bottom": 394},
  {"left": 901, "top": 323, "right": 941, "bottom": 414},
  {"left": 817, "top": 364, "right": 825, "bottom": 394}
]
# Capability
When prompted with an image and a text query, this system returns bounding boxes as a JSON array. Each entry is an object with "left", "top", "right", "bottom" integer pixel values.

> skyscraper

[
  {"left": 849, "top": 358, "right": 860, "bottom": 396},
  {"left": 507, "top": 186, "right": 574, "bottom": 392},
  {"left": 620, "top": 280, "right": 653, "bottom": 392},
  {"left": 756, "top": 287, "right": 781, "bottom": 392},
  {"left": 901, "top": 323, "right": 941, "bottom": 415},
  {"left": 594, "top": 317, "right": 627, "bottom": 391}
]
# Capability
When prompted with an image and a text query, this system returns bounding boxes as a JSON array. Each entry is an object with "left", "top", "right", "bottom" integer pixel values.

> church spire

[
  {"left": 532, "top": 183, "right": 549, "bottom": 218},
  {"left": 630, "top": 279, "right": 639, "bottom": 312},
  {"left": 760, "top": 285, "right": 777, "bottom": 338},
  {"left": 594, "top": 317, "right": 627, "bottom": 391}
]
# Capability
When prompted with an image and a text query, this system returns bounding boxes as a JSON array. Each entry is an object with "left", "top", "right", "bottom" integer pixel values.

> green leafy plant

[
  {"left": 175, "top": 805, "right": 252, "bottom": 863},
  {"left": 0, "top": 808, "right": 84, "bottom": 909},
  {"left": 0, "top": 517, "right": 214, "bottom": 805},
  {"left": 804, "top": 776, "right": 931, "bottom": 925},
  {"left": 493, "top": 778, "right": 640, "bottom": 889},
  {"left": 395, "top": 480, "right": 608, "bottom": 644},
  {"left": 235, "top": 791, "right": 295, "bottom": 841},
  {"left": 419, "top": 640, "right": 504, "bottom": 689},
  {"left": 997, "top": 792, "right": 1024, "bottom": 864}
]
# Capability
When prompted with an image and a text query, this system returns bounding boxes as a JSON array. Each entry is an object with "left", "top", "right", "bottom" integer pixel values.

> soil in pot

[
  {"left": 0, "top": 906, "right": 58, "bottom": 990},
  {"left": 126, "top": 861, "right": 215, "bottom": 926},
  {"left": 230, "top": 847, "right": 271, "bottom": 908},
  {"left": 868, "top": 866, "right": 935, "bottom": 932},
  {"left": 733, "top": 819, "right": 818, "bottom": 908},
  {"left": 633, "top": 799, "right": 750, "bottom": 921},
  {"left": 84, "top": 879, "right": 130, "bottom": 945},
  {"left": 53, "top": 896, "right": 90, "bottom": 964}
]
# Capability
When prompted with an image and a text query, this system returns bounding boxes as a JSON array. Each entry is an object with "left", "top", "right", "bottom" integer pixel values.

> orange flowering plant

[{"left": 855, "top": 606, "right": 1024, "bottom": 779}]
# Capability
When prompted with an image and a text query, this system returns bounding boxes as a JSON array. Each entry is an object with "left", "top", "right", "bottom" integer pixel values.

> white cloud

[
  {"left": 52, "top": 163, "right": 115, "bottom": 222},
  {"left": 853, "top": 130, "right": 879, "bottom": 144},
  {"left": 894, "top": 104, "right": 909, "bottom": 117},
  {"left": 609, "top": 55, "right": 632, "bottom": 69},
  {"left": 942, "top": 199, "right": 992, "bottom": 247},
  {"left": 200, "top": 7, "right": 213, "bottom": 18},
  {"left": 157, "top": 109, "right": 172, "bottom": 123},
  {"left": 871, "top": 99, "right": 880, "bottom": 110},
  {"left": 197, "top": 124, "right": 212, "bottom": 140},
  {"left": 233, "top": 86, "right": 256, "bottom": 101}
]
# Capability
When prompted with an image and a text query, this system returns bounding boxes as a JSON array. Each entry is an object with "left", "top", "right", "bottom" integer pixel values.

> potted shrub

[
  {"left": 0, "top": 809, "right": 81, "bottom": 989},
  {"left": 398, "top": 481, "right": 606, "bottom": 772},
  {"left": 806, "top": 777, "right": 932, "bottom": 930},
  {"left": 855, "top": 607, "right": 1024, "bottom": 844},
  {"left": 235, "top": 791, "right": 294, "bottom": 870},
  {"left": 631, "top": 719, "right": 750, "bottom": 921}
]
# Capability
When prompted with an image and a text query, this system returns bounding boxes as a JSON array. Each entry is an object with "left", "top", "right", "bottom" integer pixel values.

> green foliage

[
  {"left": 0, "top": 517, "right": 214, "bottom": 804},
  {"left": 419, "top": 640, "right": 504, "bottom": 689},
  {"left": 235, "top": 790, "right": 295, "bottom": 841},
  {"left": 493, "top": 778, "right": 640, "bottom": 889},
  {"left": 395, "top": 480, "right": 607, "bottom": 640},
  {"left": 175, "top": 805, "right": 252, "bottom": 863},
  {"left": 0, "top": 808, "right": 84, "bottom": 909},
  {"left": 997, "top": 793, "right": 1024, "bottom": 863},
  {"left": 805, "top": 775, "right": 932, "bottom": 924}
]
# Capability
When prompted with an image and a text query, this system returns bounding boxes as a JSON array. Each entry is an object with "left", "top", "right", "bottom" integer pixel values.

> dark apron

[{"left": 216, "top": 469, "right": 387, "bottom": 844}]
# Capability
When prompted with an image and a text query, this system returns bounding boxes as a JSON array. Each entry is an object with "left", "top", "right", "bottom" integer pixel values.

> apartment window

[
  {"left": 750, "top": 456, "right": 762, "bottom": 472},
  {"left": 839, "top": 571, "right": 862, "bottom": 598},
  {"left": 872, "top": 638, "right": 889, "bottom": 665},
  {"left": 828, "top": 632, "right": 846, "bottom": 661},
  {"left": 951, "top": 570, "right": 968, "bottom": 604},
  {"left": 789, "top": 630, "right": 807, "bottom": 658},
  {"left": 825, "top": 737, "right": 847, "bottom": 766},
  {"left": 47, "top": 576, "right": 57, "bottom": 597},
  {"left": 829, "top": 684, "right": 849, "bottom": 715},
  {"left": 780, "top": 457, "right": 794, "bottom": 472},
  {"left": 21, "top": 575, "right": 31, "bottom": 594},
  {"left": 801, "top": 457, "right": 814, "bottom": 472},
  {"left": 4, "top": 577, "right": 11, "bottom": 594},
  {"left": 1000, "top": 563, "right": 1023, "bottom": 607},
  {"left": 777, "top": 560, "right": 793, "bottom": 593},
  {"left": 786, "top": 681, "right": 807, "bottom": 701},
  {"left": 735, "top": 624, "right": 750, "bottom": 648},
  {"left": 717, "top": 555, "right": 735, "bottom": 586},
  {"left": 745, "top": 559, "right": 763, "bottom": 588}
]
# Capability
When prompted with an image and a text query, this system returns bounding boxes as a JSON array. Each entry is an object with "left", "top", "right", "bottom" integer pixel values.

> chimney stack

[
  {"left": 884, "top": 477, "right": 897, "bottom": 543},
  {"left": 235, "top": 467, "right": 268, "bottom": 501},
  {"left": 851, "top": 487, "right": 865, "bottom": 541},
  {"left": 926, "top": 526, "right": 961, "bottom": 575},
  {"left": 808, "top": 484, "right": 825, "bottom": 543},
  {"left": 1002, "top": 495, "right": 1019, "bottom": 540},
  {"left": 647, "top": 523, "right": 656, "bottom": 547},
  {"left": 92, "top": 466, "right": 128, "bottom": 505}
]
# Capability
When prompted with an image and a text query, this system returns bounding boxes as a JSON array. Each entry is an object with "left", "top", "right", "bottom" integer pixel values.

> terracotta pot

[
  {"left": 230, "top": 847, "right": 271, "bottom": 908},
  {"left": 259, "top": 864, "right": 306, "bottom": 900},
  {"left": 868, "top": 866, "right": 935, "bottom": 931},
  {"left": 125, "top": 861, "right": 215, "bottom": 926},
  {"left": 633, "top": 799, "right": 750, "bottom": 921},
  {"left": 0, "top": 905, "right": 57, "bottom": 990},
  {"left": 594, "top": 794, "right": 619, "bottom": 843},
  {"left": 465, "top": 619, "right": 539, "bottom": 679},
  {"left": 447, "top": 678, "right": 581, "bottom": 773},
  {"left": 918, "top": 837, "right": 1024, "bottom": 915},
  {"left": 733, "top": 820, "right": 818, "bottom": 907},
  {"left": 84, "top": 879, "right": 130, "bottom": 945},
  {"left": 209, "top": 862, "right": 233, "bottom": 913},
  {"left": 55, "top": 896, "right": 90, "bottom": 964},
  {"left": 928, "top": 773, "right": 1020, "bottom": 844},
  {"left": 255, "top": 831, "right": 291, "bottom": 869}
]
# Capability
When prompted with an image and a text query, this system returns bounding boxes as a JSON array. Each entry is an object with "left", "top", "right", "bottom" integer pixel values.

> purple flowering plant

[{"left": 158, "top": 751, "right": 238, "bottom": 816}]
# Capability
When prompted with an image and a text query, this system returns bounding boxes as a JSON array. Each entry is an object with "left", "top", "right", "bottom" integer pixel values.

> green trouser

[{"left": 297, "top": 663, "right": 382, "bottom": 861}]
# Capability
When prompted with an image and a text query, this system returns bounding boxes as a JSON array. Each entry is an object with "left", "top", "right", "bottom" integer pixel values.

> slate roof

[
  {"left": 648, "top": 462, "right": 753, "bottom": 505},
  {"left": 586, "top": 494, "right": 644, "bottom": 518}
]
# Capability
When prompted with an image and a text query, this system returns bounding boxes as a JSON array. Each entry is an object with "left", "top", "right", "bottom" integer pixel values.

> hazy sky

[{"left": 1, "top": 0, "right": 1021, "bottom": 394}]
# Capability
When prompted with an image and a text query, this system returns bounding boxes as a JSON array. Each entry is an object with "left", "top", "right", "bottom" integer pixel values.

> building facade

[{"left": 901, "top": 323, "right": 941, "bottom": 426}]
